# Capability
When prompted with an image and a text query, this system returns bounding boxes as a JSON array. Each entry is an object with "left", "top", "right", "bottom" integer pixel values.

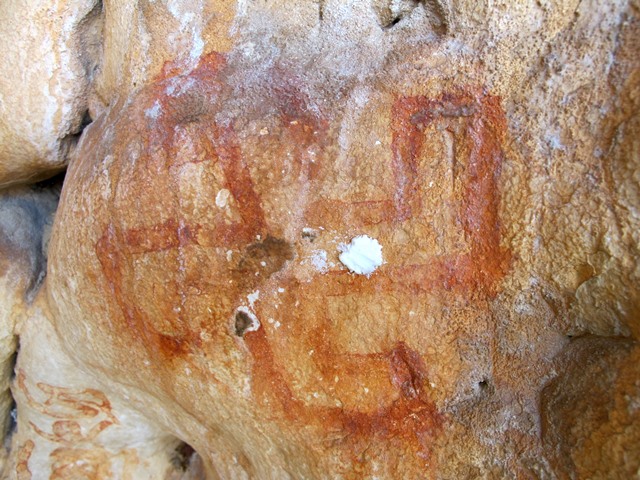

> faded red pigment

[{"left": 92, "top": 52, "right": 511, "bottom": 473}]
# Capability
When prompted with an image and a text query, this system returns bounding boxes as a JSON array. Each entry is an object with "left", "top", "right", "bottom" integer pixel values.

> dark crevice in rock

[
  {"left": 235, "top": 310, "right": 254, "bottom": 337},
  {"left": 169, "top": 442, "right": 207, "bottom": 479},
  {"left": 59, "top": 108, "right": 94, "bottom": 171},
  {"left": 373, "top": 0, "right": 451, "bottom": 34},
  {"left": 0, "top": 179, "right": 63, "bottom": 303},
  {"left": 76, "top": 0, "right": 104, "bottom": 82},
  {"left": 2, "top": 347, "right": 18, "bottom": 454},
  {"left": 171, "top": 442, "right": 196, "bottom": 472},
  {"left": 317, "top": 0, "right": 325, "bottom": 22}
]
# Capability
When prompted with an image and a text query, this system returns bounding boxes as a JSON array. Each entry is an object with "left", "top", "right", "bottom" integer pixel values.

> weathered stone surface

[
  {"left": 0, "top": 183, "right": 59, "bottom": 472},
  {"left": 0, "top": 0, "right": 101, "bottom": 187},
  {"left": 5, "top": 297, "right": 188, "bottom": 480},
  {"left": 541, "top": 336, "right": 640, "bottom": 479},
  {"left": 0, "top": 0, "right": 638, "bottom": 478},
  {"left": 91, "top": 0, "right": 235, "bottom": 118}
]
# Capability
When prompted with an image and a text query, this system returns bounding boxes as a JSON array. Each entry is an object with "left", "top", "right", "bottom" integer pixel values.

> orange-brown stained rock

[
  {"left": 39, "top": 2, "right": 640, "bottom": 477},
  {"left": 244, "top": 327, "right": 443, "bottom": 474},
  {"left": 15, "top": 440, "right": 34, "bottom": 480},
  {"left": 59, "top": 50, "right": 512, "bottom": 476},
  {"left": 96, "top": 223, "right": 203, "bottom": 360},
  {"left": 390, "top": 89, "right": 509, "bottom": 293},
  {"left": 49, "top": 448, "right": 113, "bottom": 480},
  {"left": 240, "top": 88, "right": 510, "bottom": 472}
]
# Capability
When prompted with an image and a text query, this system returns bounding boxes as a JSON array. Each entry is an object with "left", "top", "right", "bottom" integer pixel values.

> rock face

[
  {"left": 0, "top": 0, "right": 639, "bottom": 478},
  {"left": 0, "top": 183, "right": 59, "bottom": 470},
  {"left": 0, "top": 0, "right": 101, "bottom": 187}
]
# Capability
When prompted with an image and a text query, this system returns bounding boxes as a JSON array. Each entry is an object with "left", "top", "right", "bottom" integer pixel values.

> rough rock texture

[
  {"left": 92, "top": 0, "right": 235, "bottom": 118},
  {"left": 6, "top": 297, "right": 189, "bottom": 479},
  {"left": 0, "top": 0, "right": 639, "bottom": 478},
  {"left": 0, "top": 0, "right": 101, "bottom": 187},
  {"left": 0, "top": 183, "right": 59, "bottom": 472},
  {"left": 0, "top": 184, "right": 199, "bottom": 478}
]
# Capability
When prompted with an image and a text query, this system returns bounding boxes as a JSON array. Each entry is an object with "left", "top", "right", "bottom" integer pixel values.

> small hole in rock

[
  {"left": 171, "top": 442, "right": 198, "bottom": 472},
  {"left": 79, "top": 110, "right": 93, "bottom": 131},
  {"left": 478, "top": 379, "right": 489, "bottom": 390},
  {"left": 388, "top": 15, "right": 402, "bottom": 27},
  {"left": 301, "top": 229, "right": 318, "bottom": 242},
  {"left": 3, "top": 403, "right": 16, "bottom": 452},
  {"left": 235, "top": 311, "right": 253, "bottom": 337}
]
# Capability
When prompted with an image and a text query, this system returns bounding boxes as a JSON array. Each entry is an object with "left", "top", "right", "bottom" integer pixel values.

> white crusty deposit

[{"left": 339, "top": 235, "right": 383, "bottom": 276}]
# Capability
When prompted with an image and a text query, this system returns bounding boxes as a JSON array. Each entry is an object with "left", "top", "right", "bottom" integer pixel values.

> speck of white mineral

[
  {"left": 144, "top": 101, "right": 162, "bottom": 119},
  {"left": 338, "top": 235, "right": 383, "bottom": 276},
  {"left": 310, "top": 249, "right": 329, "bottom": 273},
  {"left": 247, "top": 290, "right": 260, "bottom": 308},
  {"left": 215, "top": 188, "right": 230, "bottom": 208}
]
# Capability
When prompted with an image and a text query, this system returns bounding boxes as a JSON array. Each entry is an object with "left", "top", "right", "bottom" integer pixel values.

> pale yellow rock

[
  {"left": 0, "top": 0, "right": 101, "bottom": 187},
  {"left": 4, "top": 296, "right": 186, "bottom": 480},
  {"left": 91, "top": 0, "right": 236, "bottom": 116},
  {"left": 0, "top": 184, "right": 59, "bottom": 472}
]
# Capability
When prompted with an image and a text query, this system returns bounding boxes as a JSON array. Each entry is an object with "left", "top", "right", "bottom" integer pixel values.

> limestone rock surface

[
  {"left": 0, "top": 0, "right": 101, "bottom": 186},
  {"left": 0, "top": 0, "right": 639, "bottom": 478}
]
